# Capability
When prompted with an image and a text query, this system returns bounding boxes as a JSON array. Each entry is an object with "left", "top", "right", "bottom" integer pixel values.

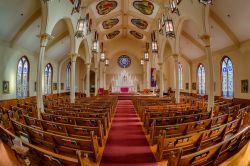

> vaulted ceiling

[{"left": 0, "top": 0, "right": 249, "bottom": 62}]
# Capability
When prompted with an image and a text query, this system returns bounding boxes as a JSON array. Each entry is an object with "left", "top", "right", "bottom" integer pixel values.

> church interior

[{"left": 0, "top": 0, "right": 250, "bottom": 166}]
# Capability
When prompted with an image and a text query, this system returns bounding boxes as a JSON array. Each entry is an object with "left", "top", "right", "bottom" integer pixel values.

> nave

[{"left": 0, "top": 94, "right": 250, "bottom": 166}]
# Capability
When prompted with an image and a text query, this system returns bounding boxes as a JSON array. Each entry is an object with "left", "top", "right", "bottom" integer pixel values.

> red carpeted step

[{"left": 100, "top": 100, "right": 156, "bottom": 166}]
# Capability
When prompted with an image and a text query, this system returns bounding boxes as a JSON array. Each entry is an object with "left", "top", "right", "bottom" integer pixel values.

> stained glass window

[
  {"left": 178, "top": 63, "right": 183, "bottom": 89},
  {"left": 221, "top": 57, "right": 234, "bottom": 97},
  {"left": 44, "top": 63, "right": 53, "bottom": 94},
  {"left": 66, "top": 63, "right": 71, "bottom": 90},
  {"left": 16, "top": 56, "right": 29, "bottom": 98},
  {"left": 197, "top": 64, "right": 205, "bottom": 95},
  {"left": 118, "top": 55, "right": 131, "bottom": 68}
]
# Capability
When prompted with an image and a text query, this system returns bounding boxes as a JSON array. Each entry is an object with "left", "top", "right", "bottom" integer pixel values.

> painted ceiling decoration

[
  {"left": 131, "top": 18, "right": 148, "bottom": 29},
  {"left": 102, "top": 18, "right": 119, "bottom": 29},
  {"left": 130, "top": 30, "right": 143, "bottom": 39},
  {"left": 133, "top": 1, "right": 154, "bottom": 15},
  {"left": 106, "top": 30, "right": 120, "bottom": 39},
  {"left": 96, "top": 0, "right": 118, "bottom": 15}
]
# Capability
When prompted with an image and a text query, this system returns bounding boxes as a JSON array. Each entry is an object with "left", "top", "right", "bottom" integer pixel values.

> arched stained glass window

[
  {"left": 197, "top": 64, "right": 205, "bottom": 95},
  {"left": 16, "top": 56, "right": 29, "bottom": 98},
  {"left": 44, "top": 63, "right": 53, "bottom": 94},
  {"left": 66, "top": 62, "right": 71, "bottom": 90},
  {"left": 178, "top": 63, "right": 183, "bottom": 89},
  {"left": 221, "top": 57, "right": 234, "bottom": 97}
]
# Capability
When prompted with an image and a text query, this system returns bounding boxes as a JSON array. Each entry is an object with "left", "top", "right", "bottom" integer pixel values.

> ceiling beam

[
  {"left": 181, "top": 31, "right": 206, "bottom": 52},
  {"left": 47, "top": 31, "right": 69, "bottom": 50},
  {"left": 127, "top": 11, "right": 153, "bottom": 23},
  {"left": 210, "top": 10, "right": 240, "bottom": 47},
  {"left": 10, "top": 8, "right": 41, "bottom": 47}
]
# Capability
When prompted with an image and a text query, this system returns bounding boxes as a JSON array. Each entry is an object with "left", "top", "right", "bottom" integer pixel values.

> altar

[{"left": 111, "top": 70, "right": 137, "bottom": 93}]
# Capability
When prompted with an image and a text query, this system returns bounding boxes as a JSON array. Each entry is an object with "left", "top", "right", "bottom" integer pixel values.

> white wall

[
  {"left": 191, "top": 41, "right": 250, "bottom": 99},
  {"left": 0, "top": 40, "right": 58, "bottom": 100}
]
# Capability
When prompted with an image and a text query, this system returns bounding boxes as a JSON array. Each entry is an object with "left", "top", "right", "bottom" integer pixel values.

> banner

[{"left": 151, "top": 68, "right": 157, "bottom": 87}]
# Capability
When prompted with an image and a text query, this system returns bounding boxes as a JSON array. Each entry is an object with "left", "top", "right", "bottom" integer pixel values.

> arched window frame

[
  {"left": 16, "top": 56, "right": 30, "bottom": 98},
  {"left": 44, "top": 63, "right": 53, "bottom": 95},
  {"left": 221, "top": 56, "right": 234, "bottom": 98},
  {"left": 66, "top": 62, "right": 71, "bottom": 90},
  {"left": 178, "top": 63, "right": 183, "bottom": 89},
  {"left": 197, "top": 63, "right": 205, "bottom": 95}
]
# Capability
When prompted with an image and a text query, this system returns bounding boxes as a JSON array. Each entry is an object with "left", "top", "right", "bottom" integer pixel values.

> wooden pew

[
  {"left": 41, "top": 113, "right": 108, "bottom": 136},
  {"left": 0, "top": 125, "right": 90, "bottom": 166},
  {"left": 167, "top": 125, "right": 250, "bottom": 166},
  {"left": 11, "top": 119, "right": 100, "bottom": 162},
  {"left": 23, "top": 115, "right": 104, "bottom": 146},
  {"left": 145, "top": 112, "right": 211, "bottom": 133}
]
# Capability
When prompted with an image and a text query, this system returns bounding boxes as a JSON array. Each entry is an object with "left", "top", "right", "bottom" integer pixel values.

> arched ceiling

[
  {"left": 0, "top": 0, "right": 250, "bottom": 62},
  {"left": 86, "top": 0, "right": 161, "bottom": 42}
]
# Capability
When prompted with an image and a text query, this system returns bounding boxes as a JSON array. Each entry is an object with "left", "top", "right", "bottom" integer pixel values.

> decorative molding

[{"left": 47, "top": 31, "right": 69, "bottom": 50}]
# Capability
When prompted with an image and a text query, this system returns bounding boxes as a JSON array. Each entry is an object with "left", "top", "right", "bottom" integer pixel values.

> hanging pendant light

[
  {"left": 169, "top": 0, "right": 180, "bottom": 16},
  {"left": 92, "top": 31, "right": 99, "bottom": 54},
  {"left": 71, "top": 0, "right": 81, "bottom": 15},
  {"left": 140, "top": 58, "right": 145, "bottom": 65},
  {"left": 165, "top": 16, "right": 175, "bottom": 38},
  {"left": 199, "top": 0, "right": 212, "bottom": 5},
  {"left": 144, "top": 43, "right": 150, "bottom": 61},
  {"left": 105, "top": 58, "right": 109, "bottom": 66},
  {"left": 151, "top": 31, "right": 158, "bottom": 53},
  {"left": 75, "top": 17, "right": 87, "bottom": 38},
  {"left": 100, "top": 42, "right": 106, "bottom": 62}
]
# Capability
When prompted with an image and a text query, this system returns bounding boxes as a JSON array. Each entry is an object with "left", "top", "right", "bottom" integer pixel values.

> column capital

[
  {"left": 70, "top": 53, "right": 79, "bottom": 62},
  {"left": 199, "top": 34, "right": 211, "bottom": 47},
  {"left": 172, "top": 54, "right": 179, "bottom": 62},
  {"left": 38, "top": 33, "right": 53, "bottom": 47}
]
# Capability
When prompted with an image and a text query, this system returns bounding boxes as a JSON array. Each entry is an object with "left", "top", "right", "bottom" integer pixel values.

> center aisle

[{"left": 100, "top": 100, "right": 157, "bottom": 166}]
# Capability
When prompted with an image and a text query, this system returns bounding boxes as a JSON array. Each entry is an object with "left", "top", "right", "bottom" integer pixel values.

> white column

[
  {"left": 99, "top": 62, "right": 104, "bottom": 89},
  {"left": 57, "top": 62, "right": 62, "bottom": 95},
  {"left": 85, "top": 63, "right": 91, "bottom": 97},
  {"left": 70, "top": 54, "right": 78, "bottom": 103},
  {"left": 173, "top": 54, "right": 180, "bottom": 103},
  {"left": 94, "top": 68, "right": 99, "bottom": 96},
  {"left": 103, "top": 67, "right": 107, "bottom": 90},
  {"left": 146, "top": 61, "right": 151, "bottom": 89},
  {"left": 200, "top": 35, "right": 214, "bottom": 114},
  {"left": 37, "top": 34, "right": 49, "bottom": 118},
  {"left": 158, "top": 63, "right": 164, "bottom": 97}
]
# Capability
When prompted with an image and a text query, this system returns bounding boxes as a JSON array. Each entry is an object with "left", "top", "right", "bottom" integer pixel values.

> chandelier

[
  {"left": 144, "top": 42, "right": 150, "bottom": 61},
  {"left": 151, "top": 31, "right": 158, "bottom": 53}
]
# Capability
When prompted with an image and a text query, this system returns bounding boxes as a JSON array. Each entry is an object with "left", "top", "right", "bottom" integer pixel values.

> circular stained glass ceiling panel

[{"left": 118, "top": 55, "right": 131, "bottom": 68}]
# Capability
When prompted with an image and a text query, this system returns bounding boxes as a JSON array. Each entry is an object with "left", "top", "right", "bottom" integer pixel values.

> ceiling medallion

[
  {"left": 96, "top": 0, "right": 118, "bottom": 15},
  {"left": 133, "top": 1, "right": 154, "bottom": 15},
  {"left": 102, "top": 18, "right": 119, "bottom": 29},
  {"left": 106, "top": 30, "right": 120, "bottom": 39},
  {"left": 130, "top": 31, "right": 143, "bottom": 39},
  {"left": 131, "top": 18, "right": 148, "bottom": 29},
  {"left": 118, "top": 55, "right": 131, "bottom": 68}
]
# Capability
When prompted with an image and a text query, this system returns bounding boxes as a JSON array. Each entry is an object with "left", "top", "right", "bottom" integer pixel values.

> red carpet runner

[{"left": 100, "top": 100, "right": 157, "bottom": 166}]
